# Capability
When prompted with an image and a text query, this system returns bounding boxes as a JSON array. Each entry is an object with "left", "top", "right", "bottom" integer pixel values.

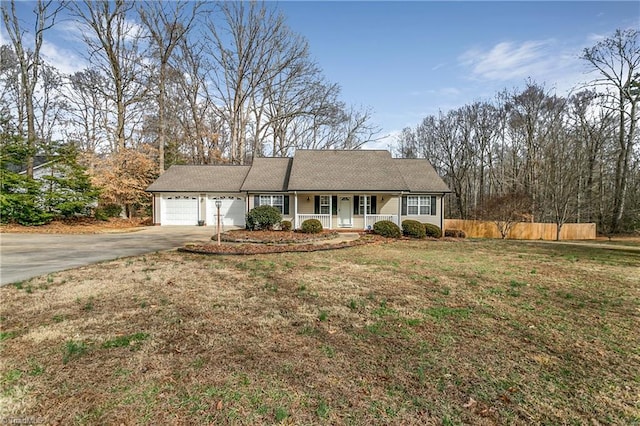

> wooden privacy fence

[{"left": 444, "top": 219, "right": 596, "bottom": 240}]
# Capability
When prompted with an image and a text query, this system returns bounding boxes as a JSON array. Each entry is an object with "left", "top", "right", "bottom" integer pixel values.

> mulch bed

[
  {"left": 180, "top": 234, "right": 385, "bottom": 255},
  {"left": 0, "top": 217, "right": 149, "bottom": 234},
  {"left": 218, "top": 229, "right": 339, "bottom": 244}
]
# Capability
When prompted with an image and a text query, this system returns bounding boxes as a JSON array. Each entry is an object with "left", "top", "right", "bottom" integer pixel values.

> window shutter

[
  {"left": 371, "top": 196, "right": 377, "bottom": 214},
  {"left": 401, "top": 196, "right": 407, "bottom": 215},
  {"left": 284, "top": 195, "right": 290, "bottom": 215},
  {"left": 314, "top": 196, "right": 320, "bottom": 214},
  {"left": 430, "top": 196, "right": 436, "bottom": 215},
  {"left": 254, "top": 195, "right": 260, "bottom": 208},
  {"left": 332, "top": 196, "right": 338, "bottom": 215},
  {"left": 353, "top": 196, "right": 359, "bottom": 215}
]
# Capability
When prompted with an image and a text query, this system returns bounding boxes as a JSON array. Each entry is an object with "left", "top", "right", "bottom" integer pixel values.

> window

[
  {"left": 319, "top": 195, "right": 330, "bottom": 214},
  {"left": 407, "top": 196, "right": 431, "bottom": 215},
  {"left": 259, "top": 195, "right": 284, "bottom": 213},
  {"left": 359, "top": 196, "right": 372, "bottom": 215},
  {"left": 354, "top": 195, "right": 377, "bottom": 215}
]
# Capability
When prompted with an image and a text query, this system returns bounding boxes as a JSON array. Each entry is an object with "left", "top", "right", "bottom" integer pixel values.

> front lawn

[{"left": 1, "top": 240, "right": 638, "bottom": 424}]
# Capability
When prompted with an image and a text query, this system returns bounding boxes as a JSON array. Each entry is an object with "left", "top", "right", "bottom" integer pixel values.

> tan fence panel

[{"left": 444, "top": 219, "right": 596, "bottom": 240}]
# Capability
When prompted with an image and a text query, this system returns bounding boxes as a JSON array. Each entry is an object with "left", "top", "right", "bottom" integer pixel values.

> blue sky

[
  {"left": 2, "top": 1, "right": 638, "bottom": 150},
  {"left": 276, "top": 1, "right": 639, "bottom": 148}
]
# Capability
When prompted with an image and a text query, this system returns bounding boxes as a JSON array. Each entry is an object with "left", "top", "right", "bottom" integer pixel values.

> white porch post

[
  {"left": 294, "top": 192, "right": 298, "bottom": 229},
  {"left": 363, "top": 195, "right": 367, "bottom": 229},
  {"left": 397, "top": 193, "right": 402, "bottom": 226},
  {"left": 328, "top": 194, "right": 333, "bottom": 229}
]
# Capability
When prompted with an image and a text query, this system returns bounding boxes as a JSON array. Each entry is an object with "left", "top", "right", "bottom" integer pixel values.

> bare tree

[
  {"left": 476, "top": 192, "right": 533, "bottom": 239},
  {"left": 34, "top": 63, "right": 66, "bottom": 145},
  {"left": 567, "top": 90, "right": 614, "bottom": 224},
  {"left": 1, "top": 0, "right": 64, "bottom": 177},
  {"left": 63, "top": 68, "right": 110, "bottom": 154},
  {"left": 172, "top": 37, "right": 227, "bottom": 164},
  {"left": 504, "top": 82, "right": 566, "bottom": 219},
  {"left": 68, "top": 0, "right": 148, "bottom": 152},
  {"left": 205, "top": 1, "right": 311, "bottom": 164},
  {"left": 138, "top": 0, "right": 201, "bottom": 174},
  {"left": 583, "top": 29, "right": 640, "bottom": 233}
]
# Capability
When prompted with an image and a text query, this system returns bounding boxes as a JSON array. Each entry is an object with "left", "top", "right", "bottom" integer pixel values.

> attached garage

[
  {"left": 147, "top": 165, "right": 251, "bottom": 226},
  {"left": 160, "top": 194, "right": 199, "bottom": 225},
  {"left": 206, "top": 195, "right": 246, "bottom": 227}
]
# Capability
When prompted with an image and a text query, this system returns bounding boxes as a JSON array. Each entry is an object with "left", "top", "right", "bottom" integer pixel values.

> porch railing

[
  {"left": 297, "top": 214, "right": 331, "bottom": 229},
  {"left": 364, "top": 215, "right": 398, "bottom": 229}
]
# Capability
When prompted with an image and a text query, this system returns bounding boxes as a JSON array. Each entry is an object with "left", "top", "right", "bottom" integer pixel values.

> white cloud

[
  {"left": 363, "top": 129, "right": 401, "bottom": 152},
  {"left": 409, "top": 87, "right": 461, "bottom": 97},
  {"left": 587, "top": 33, "right": 607, "bottom": 43},
  {"left": 459, "top": 39, "right": 557, "bottom": 81},
  {"left": 41, "top": 39, "right": 87, "bottom": 75},
  {"left": 0, "top": 27, "right": 8, "bottom": 46}
]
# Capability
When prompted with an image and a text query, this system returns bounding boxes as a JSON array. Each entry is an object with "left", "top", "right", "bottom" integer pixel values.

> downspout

[{"left": 440, "top": 193, "right": 445, "bottom": 232}]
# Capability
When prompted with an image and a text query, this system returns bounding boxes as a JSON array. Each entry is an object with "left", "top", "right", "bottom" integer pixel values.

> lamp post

[{"left": 215, "top": 200, "right": 222, "bottom": 246}]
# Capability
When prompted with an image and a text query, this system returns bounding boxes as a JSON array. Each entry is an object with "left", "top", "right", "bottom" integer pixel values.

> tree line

[
  {"left": 396, "top": 29, "right": 639, "bottom": 234},
  {"left": 1, "top": 2, "right": 637, "bottom": 234},
  {"left": 0, "top": 0, "right": 380, "bottom": 222}
]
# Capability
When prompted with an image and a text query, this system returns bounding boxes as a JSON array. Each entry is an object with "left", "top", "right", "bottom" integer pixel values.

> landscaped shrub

[
  {"left": 424, "top": 223, "right": 442, "bottom": 238},
  {"left": 300, "top": 218, "right": 323, "bottom": 234},
  {"left": 445, "top": 229, "right": 467, "bottom": 238},
  {"left": 281, "top": 220, "right": 292, "bottom": 231},
  {"left": 402, "top": 219, "right": 426, "bottom": 238},
  {"left": 246, "top": 205, "right": 282, "bottom": 230},
  {"left": 373, "top": 220, "right": 401, "bottom": 238}
]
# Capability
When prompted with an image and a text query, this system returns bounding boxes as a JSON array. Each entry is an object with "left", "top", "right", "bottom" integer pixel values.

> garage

[
  {"left": 207, "top": 195, "right": 246, "bottom": 228},
  {"left": 160, "top": 194, "right": 199, "bottom": 225}
]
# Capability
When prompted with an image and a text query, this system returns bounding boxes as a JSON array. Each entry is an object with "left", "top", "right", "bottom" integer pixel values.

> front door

[{"left": 338, "top": 196, "right": 352, "bottom": 227}]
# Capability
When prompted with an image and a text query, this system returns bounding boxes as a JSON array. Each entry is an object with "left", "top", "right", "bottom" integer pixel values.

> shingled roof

[
  {"left": 147, "top": 150, "right": 450, "bottom": 193},
  {"left": 241, "top": 157, "right": 292, "bottom": 191},
  {"left": 146, "top": 165, "right": 250, "bottom": 192},
  {"left": 287, "top": 150, "right": 409, "bottom": 192},
  {"left": 393, "top": 159, "right": 451, "bottom": 193}
]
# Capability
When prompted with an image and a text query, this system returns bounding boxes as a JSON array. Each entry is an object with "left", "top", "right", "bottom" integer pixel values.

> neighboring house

[
  {"left": 11, "top": 156, "right": 55, "bottom": 179},
  {"left": 146, "top": 150, "right": 450, "bottom": 230}
]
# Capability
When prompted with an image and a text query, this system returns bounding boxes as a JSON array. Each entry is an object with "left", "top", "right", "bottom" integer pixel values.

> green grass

[
  {"left": 1, "top": 239, "right": 638, "bottom": 424},
  {"left": 102, "top": 333, "right": 149, "bottom": 350},
  {"left": 62, "top": 340, "right": 89, "bottom": 364}
]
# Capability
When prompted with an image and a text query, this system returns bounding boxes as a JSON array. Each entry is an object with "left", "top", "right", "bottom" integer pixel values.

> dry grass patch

[{"left": 1, "top": 240, "right": 638, "bottom": 424}]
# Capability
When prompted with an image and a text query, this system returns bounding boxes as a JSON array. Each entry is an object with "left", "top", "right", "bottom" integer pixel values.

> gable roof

[
  {"left": 146, "top": 150, "right": 450, "bottom": 194},
  {"left": 287, "top": 150, "right": 408, "bottom": 191},
  {"left": 146, "top": 165, "right": 250, "bottom": 192},
  {"left": 393, "top": 159, "right": 451, "bottom": 193},
  {"left": 241, "top": 157, "right": 292, "bottom": 191}
]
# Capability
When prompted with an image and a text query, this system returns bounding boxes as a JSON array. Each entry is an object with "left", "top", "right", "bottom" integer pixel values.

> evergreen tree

[
  {"left": 0, "top": 133, "right": 51, "bottom": 225},
  {"left": 40, "top": 142, "right": 100, "bottom": 218}
]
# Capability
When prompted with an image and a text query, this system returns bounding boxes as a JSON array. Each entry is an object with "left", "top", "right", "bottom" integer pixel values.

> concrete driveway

[{"left": 0, "top": 226, "right": 217, "bottom": 286}]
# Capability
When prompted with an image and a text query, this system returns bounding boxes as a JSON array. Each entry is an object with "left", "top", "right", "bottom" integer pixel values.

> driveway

[{"left": 0, "top": 226, "right": 217, "bottom": 286}]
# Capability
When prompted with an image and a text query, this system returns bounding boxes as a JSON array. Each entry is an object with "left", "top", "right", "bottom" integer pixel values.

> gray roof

[
  {"left": 287, "top": 150, "right": 408, "bottom": 191},
  {"left": 393, "top": 159, "right": 451, "bottom": 193},
  {"left": 146, "top": 165, "right": 250, "bottom": 192},
  {"left": 241, "top": 157, "right": 292, "bottom": 191},
  {"left": 146, "top": 150, "right": 450, "bottom": 194}
]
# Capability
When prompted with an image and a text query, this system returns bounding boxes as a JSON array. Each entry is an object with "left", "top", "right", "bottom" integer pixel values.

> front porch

[{"left": 293, "top": 194, "right": 400, "bottom": 230}]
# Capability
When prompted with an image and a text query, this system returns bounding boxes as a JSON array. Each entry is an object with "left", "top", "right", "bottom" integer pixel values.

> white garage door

[
  {"left": 207, "top": 196, "right": 246, "bottom": 227},
  {"left": 161, "top": 194, "right": 199, "bottom": 225}
]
